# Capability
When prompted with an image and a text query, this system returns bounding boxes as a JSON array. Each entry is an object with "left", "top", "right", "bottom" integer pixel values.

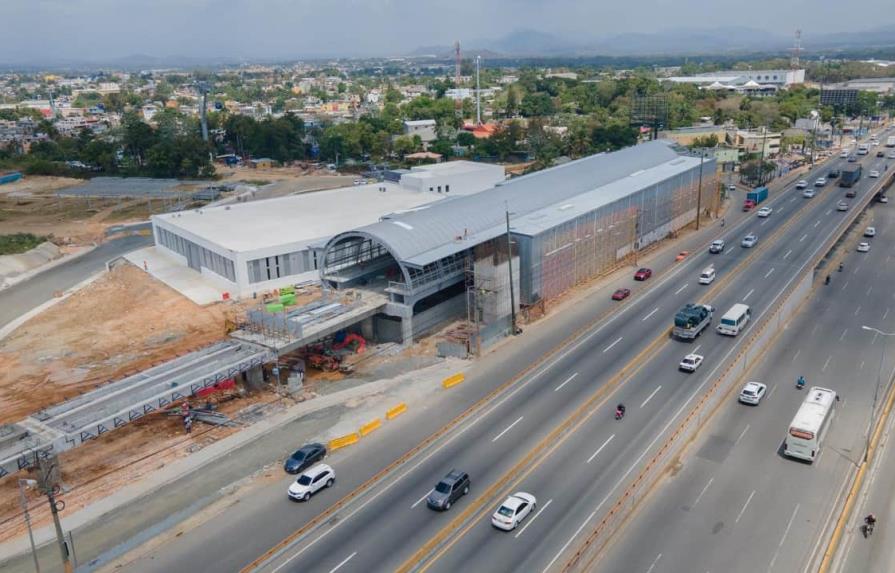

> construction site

[{"left": 0, "top": 140, "right": 719, "bottom": 550}]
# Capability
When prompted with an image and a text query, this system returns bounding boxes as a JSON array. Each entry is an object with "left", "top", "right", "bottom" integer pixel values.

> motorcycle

[
  {"left": 615, "top": 407, "right": 626, "bottom": 420},
  {"left": 796, "top": 376, "right": 805, "bottom": 390}
]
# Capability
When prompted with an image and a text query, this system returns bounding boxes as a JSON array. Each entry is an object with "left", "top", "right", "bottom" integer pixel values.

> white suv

[
  {"left": 288, "top": 463, "right": 335, "bottom": 501},
  {"left": 739, "top": 382, "right": 767, "bottom": 405},
  {"left": 795, "top": 180, "right": 808, "bottom": 189}
]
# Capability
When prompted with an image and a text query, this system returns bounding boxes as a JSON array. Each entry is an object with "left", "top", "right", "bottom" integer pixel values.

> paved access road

[
  {"left": 0, "top": 233, "right": 151, "bottom": 330},
  {"left": 112, "top": 132, "right": 891, "bottom": 573},
  {"left": 594, "top": 166, "right": 895, "bottom": 573}
]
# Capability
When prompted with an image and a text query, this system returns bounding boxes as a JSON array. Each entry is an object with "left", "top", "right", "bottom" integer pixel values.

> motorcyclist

[
  {"left": 797, "top": 376, "right": 806, "bottom": 388},
  {"left": 839, "top": 262, "right": 844, "bottom": 272},
  {"left": 865, "top": 513, "right": 877, "bottom": 535},
  {"left": 721, "top": 218, "right": 726, "bottom": 227},
  {"left": 615, "top": 404, "right": 626, "bottom": 418}
]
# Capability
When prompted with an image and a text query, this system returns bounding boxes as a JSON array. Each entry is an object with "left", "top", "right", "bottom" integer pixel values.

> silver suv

[{"left": 709, "top": 239, "right": 725, "bottom": 254}]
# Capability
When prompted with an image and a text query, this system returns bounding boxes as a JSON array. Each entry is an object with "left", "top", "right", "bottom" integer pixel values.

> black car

[
  {"left": 284, "top": 443, "right": 327, "bottom": 474},
  {"left": 828, "top": 169, "right": 840, "bottom": 179},
  {"left": 426, "top": 469, "right": 470, "bottom": 511},
  {"left": 877, "top": 150, "right": 885, "bottom": 158}
]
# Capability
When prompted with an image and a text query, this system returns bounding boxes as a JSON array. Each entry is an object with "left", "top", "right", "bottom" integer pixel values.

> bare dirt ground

[
  {"left": 217, "top": 165, "right": 355, "bottom": 200},
  {"left": 0, "top": 176, "right": 155, "bottom": 243},
  {"left": 0, "top": 264, "right": 243, "bottom": 424}
]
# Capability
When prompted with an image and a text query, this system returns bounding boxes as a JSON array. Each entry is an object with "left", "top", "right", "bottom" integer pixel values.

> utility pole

[
  {"left": 18, "top": 479, "right": 40, "bottom": 573},
  {"left": 695, "top": 149, "right": 705, "bottom": 230},
  {"left": 35, "top": 454, "right": 73, "bottom": 573},
  {"left": 475, "top": 55, "right": 481, "bottom": 125},
  {"left": 505, "top": 207, "right": 518, "bottom": 336},
  {"left": 757, "top": 126, "right": 769, "bottom": 186}
]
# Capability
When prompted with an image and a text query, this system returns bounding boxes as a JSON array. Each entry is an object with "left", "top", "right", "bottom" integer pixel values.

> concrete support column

[
  {"left": 244, "top": 365, "right": 265, "bottom": 392},
  {"left": 401, "top": 317, "right": 414, "bottom": 347},
  {"left": 361, "top": 316, "right": 375, "bottom": 341}
]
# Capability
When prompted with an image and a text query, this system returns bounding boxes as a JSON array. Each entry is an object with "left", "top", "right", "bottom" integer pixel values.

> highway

[
  {"left": 125, "top": 133, "right": 892, "bottom": 573},
  {"left": 594, "top": 166, "right": 895, "bottom": 573}
]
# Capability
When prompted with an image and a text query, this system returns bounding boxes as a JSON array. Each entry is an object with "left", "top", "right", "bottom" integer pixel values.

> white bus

[
  {"left": 716, "top": 303, "right": 751, "bottom": 336},
  {"left": 887, "top": 136, "right": 895, "bottom": 148},
  {"left": 784, "top": 387, "right": 837, "bottom": 462}
]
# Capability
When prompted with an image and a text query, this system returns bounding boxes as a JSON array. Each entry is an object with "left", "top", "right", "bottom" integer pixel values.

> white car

[
  {"left": 802, "top": 189, "right": 816, "bottom": 198},
  {"left": 757, "top": 206, "right": 772, "bottom": 218},
  {"left": 795, "top": 180, "right": 808, "bottom": 189},
  {"left": 857, "top": 242, "right": 870, "bottom": 252},
  {"left": 728, "top": 184, "right": 737, "bottom": 192},
  {"left": 814, "top": 177, "right": 827, "bottom": 187},
  {"left": 837, "top": 201, "right": 849, "bottom": 211},
  {"left": 288, "top": 463, "right": 335, "bottom": 501},
  {"left": 709, "top": 239, "right": 725, "bottom": 254},
  {"left": 840, "top": 150, "right": 849, "bottom": 158},
  {"left": 880, "top": 196, "right": 889, "bottom": 203},
  {"left": 739, "top": 381, "right": 767, "bottom": 405},
  {"left": 741, "top": 233, "right": 758, "bottom": 248},
  {"left": 869, "top": 170, "right": 880, "bottom": 178},
  {"left": 679, "top": 353, "right": 704, "bottom": 372},
  {"left": 888, "top": 152, "right": 895, "bottom": 159},
  {"left": 492, "top": 492, "right": 537, "bottom": 531},
  {"left": 865, "top": 226, "right": 877, "bottom": 237}
]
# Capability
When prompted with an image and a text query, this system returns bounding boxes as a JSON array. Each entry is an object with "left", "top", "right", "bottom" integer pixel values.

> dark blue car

[{"left": 284, "top": 443, "right": 327, "bottom": 474}]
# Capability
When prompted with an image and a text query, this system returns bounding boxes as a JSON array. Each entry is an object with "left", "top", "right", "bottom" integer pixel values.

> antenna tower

[{"left": 790, "top": 29, "right": 802, "bottom": 69}]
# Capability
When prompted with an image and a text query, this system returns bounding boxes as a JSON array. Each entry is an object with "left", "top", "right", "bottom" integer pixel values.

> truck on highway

[
  {"left": 672, "top": 303, "right": 714, "bottom": 340},
  {"left": 839, "top": 164, "right": 862, "bottom": 188},
  {"left": 743, "top": 186, "right": 768, "bottom": 211},
  {"left": 887, "top": 136, "right": 895, "bottom": 148},
  {"left": 857, "top": 143, "right": 869, "bottom": 155}
]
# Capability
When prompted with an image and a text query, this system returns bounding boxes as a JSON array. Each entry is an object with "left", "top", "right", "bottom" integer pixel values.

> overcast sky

[{"left": 4, "top": 0, "right": 893, "bottom": 63}]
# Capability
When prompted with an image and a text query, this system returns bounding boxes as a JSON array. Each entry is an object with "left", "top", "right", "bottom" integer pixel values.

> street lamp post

[
  {"left": 18, "top": 478, "right": 41, "bottom": 573},
  {"left": 861, "top": 325, "right": 895, "bottom": 463}
]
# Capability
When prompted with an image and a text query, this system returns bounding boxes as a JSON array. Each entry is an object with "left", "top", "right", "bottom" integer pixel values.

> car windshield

[
  {"left": 435, "top": 481, "right": 451, "bottom": 494},
  {"left": 297, "top": 475, "right": 313, "bottom": 486},
  {"left": 497, "top": 505, "right": 515, "bottom": 517},
  {"left": 683, "top": 358, "right": 694, "bottom": 364},
  {"left": 291, "top": 450, "right": 307, "bottom": 461}
]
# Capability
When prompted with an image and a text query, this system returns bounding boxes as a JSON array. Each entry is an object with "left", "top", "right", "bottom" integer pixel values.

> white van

[
  {"left": 698, "top": 266, "right": 716, "bottom": 285},
  {"left": 717, "top": 303, "right": 751, "bottom": 336}
]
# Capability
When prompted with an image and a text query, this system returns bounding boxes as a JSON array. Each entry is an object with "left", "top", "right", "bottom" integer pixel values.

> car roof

[
  {"left": 743, "top": 381, "right": 765, "bottom": 390},
  {"left": 441, "top": 469, "right": 467, "bottom": 483},
  {"left": 302, "top": 463, "right": 333, "bottom": 477},
  {"left": 502, "top": 494, "right": 531, "bottom": 509}
]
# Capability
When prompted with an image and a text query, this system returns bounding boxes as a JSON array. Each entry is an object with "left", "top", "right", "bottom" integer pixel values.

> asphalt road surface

[
  {"left": 0, "top": 233, "right": 151, "bottom": 331},
  {"left": 595, "top": 167, "right": 895, "bottom": 573},
  {"left": 107, "top": 128, "right": 894, "bottom": 573}
]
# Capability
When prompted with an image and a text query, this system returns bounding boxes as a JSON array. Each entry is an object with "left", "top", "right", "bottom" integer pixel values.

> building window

[
  {"left": 429, "top": 186, "right": 433, "bottom": 192},
  {"left": 437, "top": 186, "right": 442, "bottom": 193}
]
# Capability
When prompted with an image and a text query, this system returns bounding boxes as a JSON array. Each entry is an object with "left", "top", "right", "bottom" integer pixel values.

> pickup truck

[{"left": 672, "top": 304, "right": 714, "bottom": 340}]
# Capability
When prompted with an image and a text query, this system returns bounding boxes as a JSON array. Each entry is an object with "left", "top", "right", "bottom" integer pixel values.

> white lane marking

[
  {"left": 790, "top": 197, "right": 797, "bottom": 203},
  {"left": 814, "top": 220, "right": 821, "bottom": 228},
  {"left": 693, "top": 477, "right": 714, "bottom": 508},
  {"left": 736, "top": 490, "right": 756, "bottom": 524},
  {"left": 791, "top": 348, "right": 801, "bottom": 363},
  {"left": 693, "top": 344, "right": 702, "bottom": 353},
  {"left": 855, "top": 305, "right": 861, "bottom": 316},
  {"left": 411, "top": 489, "right": 433, "bottom": 509},
  {"left": 641, "top": 386, "right": 662, "bottom": 408},
  {"left": 839, "top": 328, "right": 848, "bottom": 341},
  {"left": 587, "top": 435, "right": 616, "bottom": 464},
  {"left": 543, "top": 510, "right": 597, "bottom": 572},
  {"left": 860, "top": 361, "right": 865, "bottom": 371},
  {"left": 799, "top": 233, "right": 808, "bottom": 242},
  {"left": 822, "top": 356, "right": 832, "bottom": 372},
  {"left": 826, "top": 209, "right": 832, "bottom": 215},
  {"left": 492, "top": 416, "right": 524, "bottom": 442},
  {"left": 735, "top": 424, "right": 751, "bottom": 446},
  {"left": 515, "top": 499, "right": 553, "bottom": 539},
  {"left": 767, "top": 504, "right": 800, "bottom": 572},
  {"left": 768, "top": 384, "right": 778, "bottom": 399},
  {"left": 646, "top": 553, "right": 663, "bottom": 573},
  {"left": 642, "top": 307, "right": 659, "bottom": 321},
  {"left": 329, "top": 552, "right": 357, "bottom": 573},
  {"left": 841, "top": 280, "right": 849, "bottom": 290},
  {"left": 888, "top": 255, "right": 892, "bottom": 265},
  {"left": 783, "top": 249, "right": 792, "bottom": 260},
  {"left": 554, "top": 372, "right": 578, "bottom": 392},
  {"left": 675, "top": 283, "right": 689, "bottom": 295},
  {"left": 867, "top": 286, "right": 873, "bottom": 296},
  {"left": 765, "top": 267, "right": 775, "bottom": 279},
  {"left": 743, "top": 288, "right": 755, "bottom": 302},
  {"left": 603, "top": 337, "right": 623, "bottom": 353},
  {"left": 761, "top": 219, "right": 769, "bottom": 226},
  {"left": 884, "top": 308, "right": 890, "bottom": 320}
]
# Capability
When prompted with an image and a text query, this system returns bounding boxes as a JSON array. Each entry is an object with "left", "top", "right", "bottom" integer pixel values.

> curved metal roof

[{"left": 338, "top": 140, "right": 687, "bottom": 268}]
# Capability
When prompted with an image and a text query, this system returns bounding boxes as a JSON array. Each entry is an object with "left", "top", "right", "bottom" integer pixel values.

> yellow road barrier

[
  {"left": 328, "top": 432, "right": 360, "bottom": 451},
  {"left": 386, "top": 402, "right": 408, "bottom": 420},
  {"left": 360, "top": 418, "right": 382, "bottom": 436},
  {"left": 442, "top": 373, "right": 465, "bottom": 389}
]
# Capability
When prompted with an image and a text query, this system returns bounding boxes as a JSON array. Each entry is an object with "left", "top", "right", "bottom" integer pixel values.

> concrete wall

[{"left": 413, "top": 293, "right": 467, "bottom": 339}]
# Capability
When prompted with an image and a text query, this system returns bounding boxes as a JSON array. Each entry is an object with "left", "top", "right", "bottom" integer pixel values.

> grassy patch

[{"left": 0, "top": 232, "right": 47, "bottom": 255}]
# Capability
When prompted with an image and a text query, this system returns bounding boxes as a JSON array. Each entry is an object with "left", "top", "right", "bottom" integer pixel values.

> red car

[
  {"left": 612, "top": 288, "right": 631, "bottom": 301},
  {"left": 634, "top": 268, "right": 652, "bottom": 281}
]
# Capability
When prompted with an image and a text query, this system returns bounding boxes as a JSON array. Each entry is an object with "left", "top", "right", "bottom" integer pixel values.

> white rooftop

[
  {"left": 405, "top": 160, "right": 503, "bottom": 179},
  {"left": 153, "top": 182, "right": 446, "bottom": 253}
]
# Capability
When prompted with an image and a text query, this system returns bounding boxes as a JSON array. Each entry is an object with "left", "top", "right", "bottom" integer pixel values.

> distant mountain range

[{"left": 410, "top": 25, "right": 895, "bottom": 59}]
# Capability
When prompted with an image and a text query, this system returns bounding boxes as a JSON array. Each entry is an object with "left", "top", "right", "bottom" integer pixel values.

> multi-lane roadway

[{"left": 125, "top": 132, "right": 893, "bottom": 573}]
